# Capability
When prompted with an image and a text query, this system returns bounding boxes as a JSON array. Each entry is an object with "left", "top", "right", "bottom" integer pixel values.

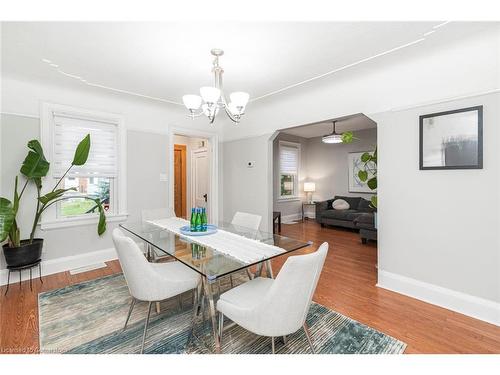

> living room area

[{"left": 273, "top": 114, "right": 378, "bottom": 246}]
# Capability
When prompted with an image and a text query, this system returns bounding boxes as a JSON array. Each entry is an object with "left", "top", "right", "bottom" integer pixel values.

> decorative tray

[{"left": 179, "top": 225, "right": 218, "bottom": 236}]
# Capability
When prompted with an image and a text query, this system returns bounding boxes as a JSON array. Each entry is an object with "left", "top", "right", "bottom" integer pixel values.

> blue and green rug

[{"left": 38, "top": 273, "right": 406, "bottom": 354}]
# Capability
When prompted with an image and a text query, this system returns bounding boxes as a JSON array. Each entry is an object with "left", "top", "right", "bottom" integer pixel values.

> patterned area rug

[{"left": 38, "top": 273, "right": 406, "bottom": 354}]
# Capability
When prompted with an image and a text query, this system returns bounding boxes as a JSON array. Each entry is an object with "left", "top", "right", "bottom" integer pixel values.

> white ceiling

[
  {"left": 281, "top": 114, "right": 376, "bottom": 138},
  {"left": 1, "top": 22, "right": 496, "bottom": 106}
]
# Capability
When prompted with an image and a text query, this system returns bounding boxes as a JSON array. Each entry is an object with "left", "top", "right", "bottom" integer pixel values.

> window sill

[
  {"left": 277, "top": 197, "right": 301, "bottom": 202},
  {"left": 40, "top": 213, "right": 129, "bottom": 231}
]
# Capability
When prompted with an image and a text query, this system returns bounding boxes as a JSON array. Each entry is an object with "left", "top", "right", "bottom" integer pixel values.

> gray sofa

[{"left": 315, "top": 196, "right": 377, "bottom": 242}]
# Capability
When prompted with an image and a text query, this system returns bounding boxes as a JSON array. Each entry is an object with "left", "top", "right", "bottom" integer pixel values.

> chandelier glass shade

[
  {"left": 182, "top": 49, "right": 249, "bottom": 124},
  {"left": 322, "top": 121, "right": 344, "bottom": 144}
]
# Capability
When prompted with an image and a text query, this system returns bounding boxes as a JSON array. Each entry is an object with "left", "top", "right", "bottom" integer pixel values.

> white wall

[
  {"left": 222, "top": 134, "right": 272, "bottom": 231},
  {"left": 222, "top": 26, "right": 500, "bottom": 141},
  {"left": 376, "top": 92, "right": 500, "bottom": 306}
]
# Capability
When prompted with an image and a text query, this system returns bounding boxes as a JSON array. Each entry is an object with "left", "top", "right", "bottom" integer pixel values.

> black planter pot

[{"left": 2, "top": 239, "right": 43, "bottom": 267}]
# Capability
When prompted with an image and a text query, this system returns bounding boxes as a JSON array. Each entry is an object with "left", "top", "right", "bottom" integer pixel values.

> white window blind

[
  {"left": 52, "top": 112, "right": 118, "bottom": 178},
  {"left": 280, "top": 145, "right": 299, "bottom": 174}
]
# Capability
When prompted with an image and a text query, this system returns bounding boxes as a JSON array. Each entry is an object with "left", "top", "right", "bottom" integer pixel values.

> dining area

[{"left": 114, "top": 208, "right": 324, "bottom": 354}]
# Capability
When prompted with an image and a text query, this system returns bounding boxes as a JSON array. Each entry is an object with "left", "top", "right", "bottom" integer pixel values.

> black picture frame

[{"left": 419, "top": 106, "right": 483, "bottom": 170}]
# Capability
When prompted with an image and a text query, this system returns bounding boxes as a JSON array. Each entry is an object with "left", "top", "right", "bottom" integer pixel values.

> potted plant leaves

[{"left": 0, "top": 134, "right": 106, "bottom": 267}]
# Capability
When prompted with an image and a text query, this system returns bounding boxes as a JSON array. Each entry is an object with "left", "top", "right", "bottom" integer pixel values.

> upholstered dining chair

[
  {"left": 141, "top": 207, "right": 176, "bottom": 261},
  {"left": 229, "top": 211, "right": 263, "bottom": 285},
  {"left": 216, "top": 242, "right": 329, "bottom": 354},
  {"left": 112, "top": 228, "right": 200, "bottom": 353}
]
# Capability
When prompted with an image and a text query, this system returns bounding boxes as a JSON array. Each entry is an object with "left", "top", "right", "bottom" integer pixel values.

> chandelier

[
  {"left": 182, "top": 49, "right": 249, "bottom": 124},
  {"left": 322, "top": 121, "right": 343, "bottom": 144}
]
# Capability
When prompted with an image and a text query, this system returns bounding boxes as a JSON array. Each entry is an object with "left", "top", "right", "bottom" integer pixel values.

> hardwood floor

[{"left": 1, "top": 220, "right": 499, "bottom": 354}]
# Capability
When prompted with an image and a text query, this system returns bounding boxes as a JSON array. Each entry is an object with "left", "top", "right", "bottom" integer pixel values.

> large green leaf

[
  {"left": 93, "top": 198, "right": 106, "bottom": 236},
  {"left": 72, "top": 134, "right": 91, "bottom": 166},
  {"left": 358, "top": 170, "right": 368, "bottom": 182},
  {"left": 20, "top": 140, "right": 50, "bottom": 179},
  {"left": 39, "top": 188, "right": 77, "bottom": 205},
  {"left": 0, "top": 198, "right": 15, "bottom": 242},
  {"left": 367, "top": 177, "right": 377, "bottom": 190},
  {"left": 370, "top": 196, "right": 378, "bottom": 209},
  {"left": 341, "top": 131, "right": 354, "bottom": 144},
  {"left": 360, "top": 152, "right": 372, "bottom": 163}
]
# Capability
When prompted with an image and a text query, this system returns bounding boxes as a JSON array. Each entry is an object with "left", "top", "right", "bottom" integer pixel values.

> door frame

[
  {"left": 173, "top": 144, "right": 187, "bottom": 218},
  {"left": 168, "top": 126, "right": 219, "bottom": 222}
]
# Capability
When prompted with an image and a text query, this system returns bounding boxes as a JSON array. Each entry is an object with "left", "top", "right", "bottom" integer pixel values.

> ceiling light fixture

[
  {"left": 322, "top": 121, "right": 343, "bottom": 144},
  {"left": 182, "top": 49, "right": 249, "bottom": 124}
]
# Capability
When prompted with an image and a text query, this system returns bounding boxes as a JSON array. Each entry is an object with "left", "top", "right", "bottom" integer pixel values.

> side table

[{"left": 302, "top": 202, "right": 317, "bottom": 221}]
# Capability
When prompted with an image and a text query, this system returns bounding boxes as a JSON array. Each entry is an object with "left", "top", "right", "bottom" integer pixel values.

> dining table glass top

[{"left": 119, "top": 219, "right": 311, "bottom": 282}]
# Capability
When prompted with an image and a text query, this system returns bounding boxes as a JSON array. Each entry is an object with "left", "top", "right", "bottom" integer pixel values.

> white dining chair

[
  {"left": 112, "top": 228, "right": 200, "bottom": 353},
  {"left": 141, "top": 207, "right": 176, "bottom": 261},
  {"left": 229, "top": 211, "right": 263, "bottom": 285},
  {"left": 231, "top": 211, "right": 262, "bottom": 232},
  {"left": 216, "top": 242, "right": 329, "bottom": 354}
]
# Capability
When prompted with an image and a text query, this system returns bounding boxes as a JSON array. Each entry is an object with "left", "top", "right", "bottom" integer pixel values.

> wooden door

[{"left": 174, "top": 144, "right": 187, "bottom": 218}]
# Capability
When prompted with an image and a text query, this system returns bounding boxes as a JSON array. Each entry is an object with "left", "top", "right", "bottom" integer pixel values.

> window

[
  {"left": 278, "top": 141, "right": 300, "bottom": 200},
  {"left": 41, "top": 103, "right": 127, "bottom": 229}
]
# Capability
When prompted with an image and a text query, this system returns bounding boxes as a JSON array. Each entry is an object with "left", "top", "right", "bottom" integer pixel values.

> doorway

[{"left": 170, "top": 131, "right": 216, "bottom": 221}]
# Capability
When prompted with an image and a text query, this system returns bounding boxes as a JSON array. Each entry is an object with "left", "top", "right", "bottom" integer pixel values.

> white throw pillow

[{"left": 332, "top": 199, "right": 350, "bottom": 210}]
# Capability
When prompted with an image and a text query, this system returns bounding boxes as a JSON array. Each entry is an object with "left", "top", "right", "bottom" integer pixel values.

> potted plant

[
  {"left": 0, "top": 134, "right": 106, "bottom": 267},
  {"left": 357, "top": 148, "right": 377, "bottom": 226}
]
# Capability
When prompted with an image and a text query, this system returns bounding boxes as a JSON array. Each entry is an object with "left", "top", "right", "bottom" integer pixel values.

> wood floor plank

[{"left": 0, "top": 220, "right": 499, "bottom": 354}]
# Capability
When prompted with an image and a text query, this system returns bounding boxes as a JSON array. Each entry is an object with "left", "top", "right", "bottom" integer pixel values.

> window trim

[
  {"left": 277, "top": 141, "right": 301, "bottom": 201},
  {"left": 40, "top": 102, "right": 128, "bottom": 230}
]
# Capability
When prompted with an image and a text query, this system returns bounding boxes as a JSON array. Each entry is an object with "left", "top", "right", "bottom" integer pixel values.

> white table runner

[{"left": 147, "top": 217, "right": 285, "bottom": 264}]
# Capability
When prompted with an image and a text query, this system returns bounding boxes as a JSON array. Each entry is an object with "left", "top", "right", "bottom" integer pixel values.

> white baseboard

[
  {"left": 377, "top": 270, "right": 500, "bottom": 326},
  {"left": 0, "top": 247, "right": 117, "bottom": 286},
  {"left": 281, "top": 213, "right": 302, "bottom": 223}
]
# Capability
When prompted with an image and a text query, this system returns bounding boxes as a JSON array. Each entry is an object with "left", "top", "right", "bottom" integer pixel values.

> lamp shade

[
  {"left": 182, "top": 94, "right": 202, "bottom": 110},
  {"left": 304, "top": 182, "right": 316, "bottom": 192},
  {"left": 322, "top": 134, "right": 343, "bottom": 144},
  {"left": 230, "top": 91, "right": 249, "bottom": 108},
  {"left": 200, "top": 86, "right": 221, "bottom": 104}
]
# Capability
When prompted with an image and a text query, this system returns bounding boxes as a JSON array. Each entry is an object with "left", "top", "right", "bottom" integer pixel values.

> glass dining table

[{"left": 119, "top": 219, "right": 312, "bottom": 353}]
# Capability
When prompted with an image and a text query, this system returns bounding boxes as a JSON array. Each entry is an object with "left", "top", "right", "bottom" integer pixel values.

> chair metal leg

[
  {"left": 245, "top": 268, "right": 253, "bottom": 280},
  {"left": 218, "top": 312, "right": 224, "bottom": 349},
  {"left": 156, "top": 302, "right": 161, "bottom": 314},
  {"left": 303, "top": 323, "right": 315, "bottom": 353},
  {"left": 188, "top": 286, "right": 202, "bottom": 345},
  {"left": 265, "top": 260, "right": 274, "bottom": 279},
  {"left": 271, "top": 336, "right": 275, "bottom": 354},
  {"left": 29, "top": 268, "right": 32, "bottom": 291},
  {"left": 178, "top": 294, "right": 183, "bottom": 311},
  {"left": 140, "top": 301, "right": 153, "bottom": 354},
  {"left": 123, "top": 297, "right": 136, "bottom": 331}
]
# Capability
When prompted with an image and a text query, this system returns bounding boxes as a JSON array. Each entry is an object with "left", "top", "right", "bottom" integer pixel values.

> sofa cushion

[
  {"left": 322, "top": 209, "right": 364, "bottom": 221},
  {"left": 358, "top": 199, "right": 375, "bottom": 213},
  {"left": 332, "top": 199, "right": 349, "bottom": 210}
]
